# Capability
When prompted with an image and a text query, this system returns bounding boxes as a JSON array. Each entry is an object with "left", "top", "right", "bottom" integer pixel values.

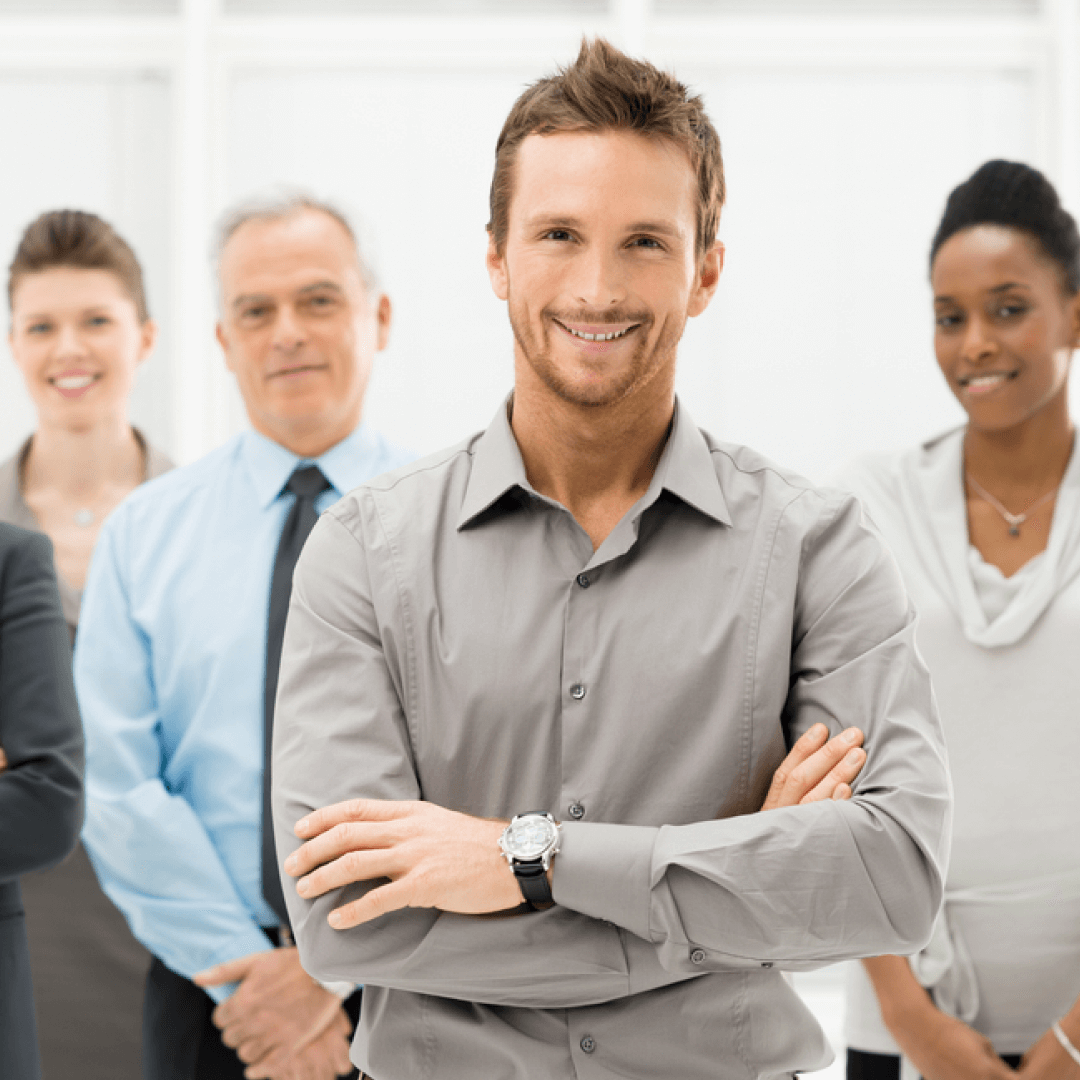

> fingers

[
  {"left": 195, "top": 953, "right": 258, "bottom": 988},
  {"left": 296, "top": 847, "right": 403, "bottom": 901},
  {"left": 760, "top": 723, "right": 828, "bottom": 812},
  {"left": 762, "top": 726, "right": 865, "bottom": 811},
  {"left": 285, "top": 821, "right": 401, "bottom": 879},
  {"left": 0, "top": 747, "right": 8, "bottom": 773},
  {"left": 801, "top": 747, "right": 866, "bottom": 805},
  {"left": 327, "top": 878, "right": 415, "bottom": 929},
  {"left": 294, "top": 798, "right": 416, "bottom": 841}
]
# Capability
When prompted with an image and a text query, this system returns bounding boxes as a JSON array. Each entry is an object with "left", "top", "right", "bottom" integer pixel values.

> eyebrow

[
  {"left": 522, "top": 215, "right": 684, "bottom": 240},
  {"left": 231, "top": 281, "right": 344, "bottom": 311},
  {"left": 934, "top": 282, "right": 1032, "bottom": 305}
]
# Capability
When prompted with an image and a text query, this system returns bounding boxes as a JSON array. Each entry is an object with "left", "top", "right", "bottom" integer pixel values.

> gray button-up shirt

[{"left": 273, "top": 399, "right": 951, "bottom": 1080}]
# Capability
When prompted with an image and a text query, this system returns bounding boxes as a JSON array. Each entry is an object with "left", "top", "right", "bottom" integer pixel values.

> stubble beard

[{"left": 507, "top": 294, "right": 683, "bottom": 410}]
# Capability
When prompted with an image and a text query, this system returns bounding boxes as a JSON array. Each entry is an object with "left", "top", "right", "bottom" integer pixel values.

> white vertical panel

[
  {"left": 0, "top": 73, "right": 171, "bottom": 462},
  {"left": 672, "top": 65, "right": 1036, "bottom": 480}
]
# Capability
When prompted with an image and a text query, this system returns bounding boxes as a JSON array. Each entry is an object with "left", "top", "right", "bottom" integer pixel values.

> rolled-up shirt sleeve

[{"left": 554, "top": 491, "right": 952, "bottom": 973}]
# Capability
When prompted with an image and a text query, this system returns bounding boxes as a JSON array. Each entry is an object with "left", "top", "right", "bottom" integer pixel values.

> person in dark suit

[{"left": 0, "top": 523, "right": 84, "bottom": 1080}]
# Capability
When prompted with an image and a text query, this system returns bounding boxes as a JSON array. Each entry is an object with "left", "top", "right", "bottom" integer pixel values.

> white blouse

[{"left": 836, "top": 428, "right": 1080, "bottom": 1056}]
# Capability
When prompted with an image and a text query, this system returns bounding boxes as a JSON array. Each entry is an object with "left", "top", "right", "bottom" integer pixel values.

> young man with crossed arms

[{"left": 272, "top": 41, "right": 951, "bottom": 1080}]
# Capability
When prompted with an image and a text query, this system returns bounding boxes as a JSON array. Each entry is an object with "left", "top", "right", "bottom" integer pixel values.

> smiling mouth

[
  {"left": 959, "top": 371, "right": 1019, "bottom": 392},
  {"left": 554, "top": 320, "right": 640, "bottom": 343},
  {"left": 51, "top": 374, "right": 99, "bottom": 391}
]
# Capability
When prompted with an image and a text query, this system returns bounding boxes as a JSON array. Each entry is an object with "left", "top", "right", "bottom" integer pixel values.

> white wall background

[{"left": 0, "top": 0, "right": 1077, "bottom": 484}]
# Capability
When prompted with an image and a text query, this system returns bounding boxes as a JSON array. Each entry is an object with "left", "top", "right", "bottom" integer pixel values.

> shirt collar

[
  {"left": 242, "top": 423, "right": 382, "bottom": 510},
  {"left": 457, "top": 396, "right": 731, "bottom": 531}
]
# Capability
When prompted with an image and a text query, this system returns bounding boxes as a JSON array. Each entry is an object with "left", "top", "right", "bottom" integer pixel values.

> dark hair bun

[{"left": 930, "top": 159, "right": 1080, "bottom": 293}]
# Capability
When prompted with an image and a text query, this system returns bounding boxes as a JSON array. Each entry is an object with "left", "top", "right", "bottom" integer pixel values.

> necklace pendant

[
  {"left": 1008, "top": 523, "right": 1021, "bottom": 538},
  {"left": 74, "top": 508, "right": 95, "bottom": 528}
]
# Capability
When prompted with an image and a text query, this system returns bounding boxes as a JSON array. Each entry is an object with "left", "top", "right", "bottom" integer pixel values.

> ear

[
  {"left": 1070, "top": 288, "right": 1080, "bottom": 349},
  {"left": 486, "top": 232, "right": 509, "bottom": 301},
  {"left": 687, "top": 241, "right": 724, "bottom": 319},
  {"left": 215, "top": 322, "right": 236, "bottom": 373},
  {"left": 137, "top": 319, "right": 158, "bottom": 365},
  {"left": 375, "top": 293, "right": 392, "bottom": 352}
]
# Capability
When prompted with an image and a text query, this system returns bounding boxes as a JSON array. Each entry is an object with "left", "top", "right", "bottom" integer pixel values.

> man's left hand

[{"left": 286, "top": 800, "right": 521, "bottom": 930}]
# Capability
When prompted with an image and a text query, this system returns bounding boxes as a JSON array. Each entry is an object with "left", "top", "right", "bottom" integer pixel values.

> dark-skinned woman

[{"left": 838, "top": 161, "right": 1080, "bottom": 1080}]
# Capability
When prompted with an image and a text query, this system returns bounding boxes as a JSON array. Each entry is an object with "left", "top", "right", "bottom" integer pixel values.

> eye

[
  {"left": 304, "top": 294, "right": 337, "bottom": 311},
  {"left": 87, "top": 315, "right": 112, "bottom": 327},
  {"left": 240, "top": 305, "right": 270, "bottom": 322},
  {"left": 629, "top": 237, "right": 664, "bottom": 250},
  {"left": 542, "top": 229, "right": 574, "bottom": 242},
  {"left": 935, "top": 312, "right": 962, "bottom": 329},
  {"left": 26, "top": 321, "right": 52, "bottom": 335},
  {"left": 996, "top": 302, "right": 1027, "bottom": 319}
]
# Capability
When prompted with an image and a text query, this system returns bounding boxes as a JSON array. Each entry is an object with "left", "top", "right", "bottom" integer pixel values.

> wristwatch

[{"left": 499, "top": 811, "right": 562, "bottom": 908}]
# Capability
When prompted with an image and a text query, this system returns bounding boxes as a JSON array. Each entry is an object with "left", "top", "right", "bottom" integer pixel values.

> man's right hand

[
  {"left": 193, "top": 946, "right": 352, "bottom": 1080},
  {"left": 761, "top": 723, "right": 866, "bottom": 811}
]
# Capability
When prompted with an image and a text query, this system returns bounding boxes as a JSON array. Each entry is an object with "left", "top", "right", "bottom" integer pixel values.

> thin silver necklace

[{"left": 965, "top": 473, "right": 1060, "bottom": 537}]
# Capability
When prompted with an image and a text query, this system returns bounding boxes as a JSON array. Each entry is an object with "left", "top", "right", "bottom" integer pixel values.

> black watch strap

[{"left": 512, "top": 858, "right": 553, "bottom": 906}]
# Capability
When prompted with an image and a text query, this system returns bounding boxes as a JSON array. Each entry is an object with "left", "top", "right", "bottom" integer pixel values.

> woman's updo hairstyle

[
  {"left": 929, "top": 159, "right": 1080, "bottom": 295},
  {"left": 7, "top": 209, "right": 149, "bottom": 322}
]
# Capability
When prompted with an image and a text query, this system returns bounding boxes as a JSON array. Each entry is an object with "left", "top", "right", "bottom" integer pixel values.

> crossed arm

[{"left": 284, "top": 722, "right": 868, "bottom": 930}]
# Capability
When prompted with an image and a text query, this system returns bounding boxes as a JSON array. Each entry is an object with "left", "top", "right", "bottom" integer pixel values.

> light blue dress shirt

[{"left": 75, "top": 424, "right": 414, "bottom": 1002}]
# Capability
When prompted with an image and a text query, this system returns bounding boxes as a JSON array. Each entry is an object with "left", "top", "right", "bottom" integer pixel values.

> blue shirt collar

[{"left": 241, "top": 423, "right": 382, "bottom": 510}]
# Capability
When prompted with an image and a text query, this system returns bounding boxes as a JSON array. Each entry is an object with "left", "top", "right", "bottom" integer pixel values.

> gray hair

[{"left": 213, "top": 190, "right": 380, "bottom": 304}]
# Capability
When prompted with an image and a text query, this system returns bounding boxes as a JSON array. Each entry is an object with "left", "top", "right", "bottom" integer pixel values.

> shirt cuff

[
  {"left": 551, "top": 821, "right": 657, "bottom": 941},
  {"left": 201, "top": 931, "right": 277, "bottom": 1003},
  {"left": 318, "top": 980, "right": 356, "bottom": 999}
]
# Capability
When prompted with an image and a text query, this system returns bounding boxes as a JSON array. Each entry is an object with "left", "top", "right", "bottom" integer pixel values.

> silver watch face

[{"left": 504, "top": 815, "right": 557, "bottom": 859}]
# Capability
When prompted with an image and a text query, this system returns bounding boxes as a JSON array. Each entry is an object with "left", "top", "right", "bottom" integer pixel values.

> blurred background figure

[
  {"left": 2, "top": 210, "right": 172, "bottom": 1079},
  {"left": 0, "top": 523, "right": 85, "bottom": 1080},
  {"left": 75, "top": 194, "right": 411, "bottom": 1080},
  {"left": 838, "top": 161, "right": 1080, "bottom": 1080}
]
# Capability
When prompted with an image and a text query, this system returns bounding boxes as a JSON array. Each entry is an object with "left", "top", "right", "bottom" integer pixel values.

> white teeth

[
  {"left": 565, "top": 326, "right": 632, "bottom": 342},
  {"left": 53, "top": 375, "right": 95, "bottom": 390},
  {"left": 966, "top": 375, "right": 1006, "bottom": 388}
]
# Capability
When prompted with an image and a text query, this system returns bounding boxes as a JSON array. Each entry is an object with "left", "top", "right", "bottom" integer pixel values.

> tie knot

[{"left": 286, "top": 465, "right": 332, "bottom": 501}]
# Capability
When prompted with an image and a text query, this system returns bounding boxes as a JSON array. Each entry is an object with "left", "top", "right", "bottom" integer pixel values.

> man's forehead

[
  {"left": 220, "top": 209, "right": 361, "bottom": 294},
  {"left": 511, "top": 130, "right": 697, "bottom": 225}
]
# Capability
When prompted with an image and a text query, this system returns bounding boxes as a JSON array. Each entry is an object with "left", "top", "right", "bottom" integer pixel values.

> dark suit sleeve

[{"left": 0, "top": 526, "right": 84, "bottom": 883}]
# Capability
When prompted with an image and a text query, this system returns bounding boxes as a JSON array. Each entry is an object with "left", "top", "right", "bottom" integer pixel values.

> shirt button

[
  {"left": 576, "top": 573, "right": 590, "bottom": 588},
  {"left": 568, "top": 803, "right": 585, "bottom": 819},
  {"left": 580, "top": 1036, "right": 596, "bottom": 1054},
  {"left": 690, "top": 948, "right": 706, "bottom": 965},
  {"left": 570, "top": 683, "right": 586, "bottom": 700}
]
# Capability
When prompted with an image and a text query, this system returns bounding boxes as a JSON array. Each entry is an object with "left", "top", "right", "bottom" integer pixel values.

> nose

[
  {"left": 271, "top": 304, "right": 307, "bottom": 353},
  {"left": 960, "top": 314, "right": 997, "bottom": 365},
  {"left": 569, "top": 244, "right": 627, "bottom": 309},
  {"left": 52, "top": 321, "right": 88, "bottom": 360}
]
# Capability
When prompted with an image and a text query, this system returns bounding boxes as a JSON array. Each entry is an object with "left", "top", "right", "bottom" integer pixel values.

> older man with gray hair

[{"left": 76, "top": 193, "right": 412, "bottom": 1080}]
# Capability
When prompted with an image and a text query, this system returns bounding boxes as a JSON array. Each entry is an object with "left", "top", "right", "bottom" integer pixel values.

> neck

[
  {"left": 25, "top": 416, "right": 142, "bottom": 498},
  {"left": 252, "top": 414, "right": 360, "bottom": 460},
  {"left": 510, "top": 365, "right": 676, "bottom": 518},
  {"left": 964, "top": 395, "right": 1075, "bottom": 494}
]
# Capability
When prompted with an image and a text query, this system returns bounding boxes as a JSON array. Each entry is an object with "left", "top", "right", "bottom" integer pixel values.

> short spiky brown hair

[{"left": 487, "top": 38, "right": 724, "bottom": 260}]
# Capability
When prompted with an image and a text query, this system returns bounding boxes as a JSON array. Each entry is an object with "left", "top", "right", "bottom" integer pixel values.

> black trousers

[
  {"left": 143, "top": 956, "right": 362, "bottom": 1080},
  {"left": 847, "top": 1048, "right": 1023, "bottom": 1079}
]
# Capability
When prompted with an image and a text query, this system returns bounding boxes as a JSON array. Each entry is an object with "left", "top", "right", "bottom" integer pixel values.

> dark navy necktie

[{"left": 262, "top": 465, "right": 332, "bottom": 926}]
